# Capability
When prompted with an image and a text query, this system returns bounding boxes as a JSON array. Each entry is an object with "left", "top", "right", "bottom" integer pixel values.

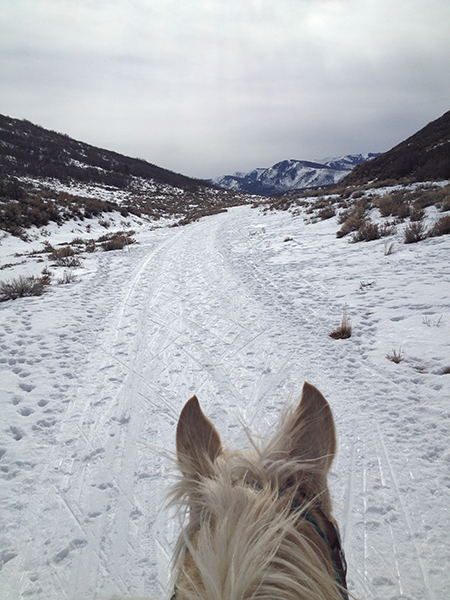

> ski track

[{"left": 0, "top": 205, "right": 449, "bottom": 599}]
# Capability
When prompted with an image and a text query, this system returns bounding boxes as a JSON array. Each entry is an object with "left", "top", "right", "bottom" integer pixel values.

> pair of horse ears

[{"left": 176, "top": 382, "right": 337, "bottom": 478}]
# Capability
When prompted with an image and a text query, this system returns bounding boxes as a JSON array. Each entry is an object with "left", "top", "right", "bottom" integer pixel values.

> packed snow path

[{"left": 1, "top": 206, "right": 449, "bottom": 600}]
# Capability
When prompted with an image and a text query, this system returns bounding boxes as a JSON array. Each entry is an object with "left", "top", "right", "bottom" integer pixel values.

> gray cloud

[{"left": 1, "top": 0, "right": 449, "bottom": 178}]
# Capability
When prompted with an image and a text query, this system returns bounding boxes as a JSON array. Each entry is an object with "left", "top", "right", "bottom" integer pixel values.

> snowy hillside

[
  {"left": 0, "top": 199, "right": 449, "bottom": 600},
  {"left": 210, "top": 153, "right": 379, "bottom": 195},
  {"left": 0, "top": 114, "right": 253, "bottom": 233}
]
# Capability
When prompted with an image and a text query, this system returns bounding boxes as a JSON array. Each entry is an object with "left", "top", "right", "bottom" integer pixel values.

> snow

[
  {"left": 0, "top": 204, "right": 449, "bottom": 600},
  {"left": 16, "top": 175, "right": 190, "bottom": 207}
]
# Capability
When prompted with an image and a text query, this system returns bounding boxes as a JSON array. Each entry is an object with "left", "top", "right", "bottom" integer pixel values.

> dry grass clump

[
  {"left": 428, "top": 215, "right": 450, "bottom": 237},
  {"left": 48, "top": 245, "right": 82, "bottom": 267},
  {"left": 318, "top": 206, "right": 336, "bottom": 220},
  {"left": 404, "top": 221, "right": 427, "bottom": 244},
  {"left": 376, "top": 193, "right": 409, "bottom": 218},
  {"left": 387, "top": 348, "right": 403, "bottom": 363},
  {"left": 0, "top": 275, "right": 49, "bottom": 301},
  {"left": 350, "top": 221, "right": 397, "bottom": 243},
  {"left": 57, "top": 270, "right": 79, "bottom": 285},
  {"left": 336, "top": 210, "right": 367, "bottom": 238},
  {"left": 99, "top": 231, "right": 136, "bottom": 251},
  {"left": 306, "top": 199, "right": 336, "bottom": 220},
  {"left": 409, "top": 207, "right": 425, "bottom": 222},
  {"left": 351, "top": 222, "right": 381, "bottom": 242},
  {"left": 101, "top": 235, "right": 128, "bottom": 251},
  {"left": 329, "top": 308, "right": 352, "bottom": 339}
]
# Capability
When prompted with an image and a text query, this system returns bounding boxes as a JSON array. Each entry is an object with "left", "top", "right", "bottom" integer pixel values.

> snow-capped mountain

[{"left": 209, "top": 153, "right": 380, "bottom": 195}]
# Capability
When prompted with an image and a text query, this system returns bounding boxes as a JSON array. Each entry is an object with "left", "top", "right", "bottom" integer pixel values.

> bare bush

[
  {"left": 49, "top": 245, "right": 82, "bottom": 267},
  {"left": 0, "top": 276, "right": 48, "bottom": 301},
  {"left": 409, "top": 207, "right": 425, "bottom": 221},
  {"left": 404, "top": 221, "right": 427, "bottom": 244},
  {"left": 100, "top": 232, "right": 136, "bottom": 251},
  {"left": 428, "top": 215, "right": 450, "bottom": 237},
  {"left": 351, "top": 222, "right": 381, "bottom": 243},
  {"left": 319, "top": 207, "right": 336, "bottom": 220},
  {"left": 337, "top": 212, "right": 367, "bottom": 238}
]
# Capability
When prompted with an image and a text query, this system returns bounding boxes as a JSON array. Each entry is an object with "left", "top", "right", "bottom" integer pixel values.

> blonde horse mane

[{"left": 169, "top": 383, "right": 347, "bottom": 600}]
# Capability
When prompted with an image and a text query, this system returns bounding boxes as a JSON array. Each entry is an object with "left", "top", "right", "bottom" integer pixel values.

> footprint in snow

[
  {"left": 19, "top": 382, "right": 35, "bottom": 393},
  {"left": 9, "top": 426, "right": 23, "bottom": 441},
  {"left": 17, "top": 406, "right": 34, "bottom": 416},
  {"left": 53, "top": 539, "right": 87, "bottom": 564}
]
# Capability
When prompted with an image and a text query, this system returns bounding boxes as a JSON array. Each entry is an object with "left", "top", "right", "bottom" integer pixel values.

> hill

[
  {"left": 340, "top": 109, "right": 450, "bottom": 187},
  {"left": 0, "top": 114, "right": 252, "bottom": 235},
  {"left": 0, "top": 114, "right": 216, "bottom": 191}
]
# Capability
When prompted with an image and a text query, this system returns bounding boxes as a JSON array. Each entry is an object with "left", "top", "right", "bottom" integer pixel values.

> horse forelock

[{"left": 169, "top": 445, "right": 343, "bottom": 600}]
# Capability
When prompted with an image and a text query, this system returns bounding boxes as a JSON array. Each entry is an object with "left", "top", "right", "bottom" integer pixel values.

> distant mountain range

[
  {"left": 340, "top": 109, "right": 450, "bottom": 187},
  {"left": 209, "top": 154, "right": 380, "bottom": 195}
]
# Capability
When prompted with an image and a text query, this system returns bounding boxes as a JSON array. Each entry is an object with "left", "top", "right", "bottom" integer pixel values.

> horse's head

[{"left": 170, "top": 382, "right": 347, "bottom": 600}]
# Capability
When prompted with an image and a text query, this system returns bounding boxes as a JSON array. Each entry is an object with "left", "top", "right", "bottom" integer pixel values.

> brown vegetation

[
  {"left": 329, "top": 308, "right": 352, "bottom": 339},
  {"left": 0, "top": 275, "right": 50, "bottom": 301}
]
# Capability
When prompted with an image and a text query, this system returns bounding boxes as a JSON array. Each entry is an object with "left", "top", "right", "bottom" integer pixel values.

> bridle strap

[
  {"left": 302, "top": 511, "right": 348, "bottom": 600},
  {"left": 289, "top": 500, "right": 348, "bottom": 600}
]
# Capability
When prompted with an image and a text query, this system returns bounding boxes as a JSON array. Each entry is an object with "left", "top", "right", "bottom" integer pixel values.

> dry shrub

[
  {"left": 308, "top": 199, "right": 329, "bottom": 212},
  {"left": 409, "top": 207, "right": 425, "bottom": 222},
  {"left": 377, "top": 194, "right": 408, "bottom": 218},
  {"left": 40, "top": 268, "right": 52, "bottom": 286},
  {"left": 329, "top": 308, "right": 352, "bottom": 339},
  {"left": 336, "top": 212, "right": 367, "bottom": 238},
  {"left": 100, "top": 233, "right": 136, "bottom": 251},
  {"left": 428, "top": 215, "right": 450, "bottom": 237},
  {"left": 414, "top": 188, "right": 448, "bottom": 208},
  {"left": 351, "top": 221, "right": 396, "bottom": 243},
  {"left": 70, "top": 237, "right": 85, "bottom": 245},
  {"left": 49, "top": 245, "right": 81, "bottom": 267},
  {"left": 0, "top": 275, "right": 48, "bottom": 301},
  {"left": 351, "top": 222, "right": 381, "bottom": 243},
  {"left": 404, "top": 221, "right": 427, "bottom": 244},
  {"left": 319, "top": 207, "right": 336, "bottom": 220},
  {"left": 102, "top": 236, "right": 127, "bottom": 251},
  {"left": 379, "top": 222, "right": 397, "bottom": 237}
]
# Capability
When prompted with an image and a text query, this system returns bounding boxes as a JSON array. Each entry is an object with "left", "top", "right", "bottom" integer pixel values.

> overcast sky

[{"left": 1, "top": 0, "right": 449, "bottom": 178}]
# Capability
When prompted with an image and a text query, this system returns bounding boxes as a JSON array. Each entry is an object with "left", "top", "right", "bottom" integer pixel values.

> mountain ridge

[
  {"left": 0, "top": 114, "right": 253, "bottom": 234},
  {"left": 209, "top": 153, "right": 380, "bottom": 195},
  {"left": 0, "top": 114, "right": 216, "bottom": 192}
]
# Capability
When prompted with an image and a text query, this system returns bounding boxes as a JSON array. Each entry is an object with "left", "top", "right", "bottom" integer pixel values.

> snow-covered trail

[{"left": 1, "top": 205, "right": 449, "bottom": 600}]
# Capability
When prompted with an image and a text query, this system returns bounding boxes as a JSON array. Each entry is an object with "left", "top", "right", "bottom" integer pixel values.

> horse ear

[
  {"left": 176, "top": 396, "right": 222, "bottom": 479},
  {"left": 288, "top": 382, "right": 337, "bottom": 471}
]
